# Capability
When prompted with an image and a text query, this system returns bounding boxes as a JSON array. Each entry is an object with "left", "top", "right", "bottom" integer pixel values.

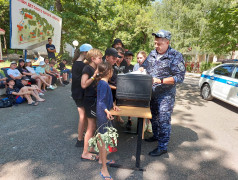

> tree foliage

[
  {"left": 202, "top": 0, "right": 238, "bottom": 54},
  {"left": 24, "top": 0, "right": 155, "bottom": 54},
  {"left": 0, "top": 0, "right": 237, "bottom": 56},
  {"left": 0, "top": 0, "right": 10, "bottom": 49},
  {"left": 154, "top": 0, "right": 238, "bottom": 55}
]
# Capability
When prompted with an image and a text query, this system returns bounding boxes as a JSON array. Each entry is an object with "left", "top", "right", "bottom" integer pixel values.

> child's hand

[
  {"left": 105, "top": 109, "right": 114, "bottom": 120},
  {"left": 113, "top": 105, "right": 120, "bottom": 112},
  {"left": 138, "top": 67, "right": 144, "bottom": 72},
  {"left": 106, "top": 110, "right": 114, "bottom": 120}
]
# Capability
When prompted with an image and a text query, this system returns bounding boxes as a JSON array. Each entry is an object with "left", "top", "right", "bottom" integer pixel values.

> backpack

[{"left": 0, "top": 97, "right": 13, "bottom": 108}]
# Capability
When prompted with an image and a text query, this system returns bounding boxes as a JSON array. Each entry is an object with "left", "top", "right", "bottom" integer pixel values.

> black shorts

[
  {"left": 84, "top": 97, "right": 97, "bottom": 118},
  {"left": 74, "top": 99, "right": 84, "bottom": 107}
]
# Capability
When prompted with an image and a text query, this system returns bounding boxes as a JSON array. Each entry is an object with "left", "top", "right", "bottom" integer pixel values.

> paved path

[{"left": 0, "top": 77, "right": 238, "bottom": 180}]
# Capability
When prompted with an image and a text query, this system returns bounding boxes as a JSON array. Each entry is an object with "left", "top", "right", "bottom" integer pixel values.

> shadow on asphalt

[
  {"left": 175, "top": 81, "right": 207, "bottom": 110},
  {"left": 1, "top": 85, "right": 238, "bottom": 180},
  {"left": 109, "top": 120, "right": 238, "bottom": 179},
  {"left": 212, "top": 98, "right": 238, "bottom": 114}
]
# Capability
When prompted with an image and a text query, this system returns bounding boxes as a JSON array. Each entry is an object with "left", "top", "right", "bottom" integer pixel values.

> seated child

[
  {"left": 49, "top": 61, "right": 65, "bottom": 86},
  {"left": 44, "top": 58, "right": 57, "bottom": 87},
  {"left": 6, "top": 78, "right": 38, "bottom": 106},
  {"left": 21, "top": 76, "right": 45, "bottom": 102},
  {"left": 25, "top": 59, "right": 54, "bottom": 92},
  {"left": 58, "top": 59, "right": 71, "bottom": 84},
  {"left": 17, "top": 59, "right": 37, "bottom": 85},
  {"left": 35, "top": 61, "right": 54, "bottom": 91},
  {"left": 7, "top": 61, "right": 24, "bottom": 88}
]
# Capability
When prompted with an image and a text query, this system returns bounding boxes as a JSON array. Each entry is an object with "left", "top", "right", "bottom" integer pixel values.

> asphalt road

[{"left": 0, "top": 76, "right": 238, "bottom": 180}]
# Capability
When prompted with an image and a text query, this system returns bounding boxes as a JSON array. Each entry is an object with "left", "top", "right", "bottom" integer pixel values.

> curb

[{"left": 185, "top": 72, "right": 201, "bottom": 78}]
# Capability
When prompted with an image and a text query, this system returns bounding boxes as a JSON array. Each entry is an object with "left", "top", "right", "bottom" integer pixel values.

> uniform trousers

[{"left": 150, "top": 92, "right": 175, "bottom": 150}]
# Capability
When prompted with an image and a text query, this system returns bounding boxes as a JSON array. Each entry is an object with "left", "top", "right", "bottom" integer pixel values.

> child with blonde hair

[{"left": 81, "top": 48, "right": 102, "bottom": 161}]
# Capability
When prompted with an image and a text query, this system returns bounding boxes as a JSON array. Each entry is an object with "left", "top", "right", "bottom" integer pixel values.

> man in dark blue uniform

[
  {"left": 141, "top": 30, "right": 186, "bottom": 156},
  {"left": 46, "top": 37, "right": 56, "bottom": 60}
]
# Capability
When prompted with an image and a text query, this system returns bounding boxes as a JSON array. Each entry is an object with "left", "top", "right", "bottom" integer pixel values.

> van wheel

[{"left": 201, "top": 84, "right": 213, "bottom": 100}]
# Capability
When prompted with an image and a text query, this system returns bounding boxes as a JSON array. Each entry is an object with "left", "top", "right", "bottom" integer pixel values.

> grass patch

[{"left": 0, "top": 60, "right": 11, "bottom": 68}]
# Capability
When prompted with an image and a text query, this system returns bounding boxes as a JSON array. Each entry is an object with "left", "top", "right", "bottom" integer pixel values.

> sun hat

[
  {"left": 39, "top": 61, "right": 45, "bottom": 66},
  {"left": 79, "top": 44, "right": 93, "bottom": 52}
]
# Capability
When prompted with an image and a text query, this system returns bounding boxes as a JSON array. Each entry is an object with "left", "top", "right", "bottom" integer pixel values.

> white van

[{"left": 199, "top": 63, "right": 238, "bottom": 108}]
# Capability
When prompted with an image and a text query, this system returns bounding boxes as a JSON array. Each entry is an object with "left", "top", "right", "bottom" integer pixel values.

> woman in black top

[
  {"left": 71, "top": 44, "right": 92, "bottom": 147},
  {"left": 17, "top": 59, "right": 37, "bottom": 86},
  {"left": 81, "top": 48, "right": 102, "bottom": 161}
]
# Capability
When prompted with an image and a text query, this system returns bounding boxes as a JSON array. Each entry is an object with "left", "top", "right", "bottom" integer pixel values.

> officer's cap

[{"left": 152, "top": 30, "right": 171, "bottom": 40}]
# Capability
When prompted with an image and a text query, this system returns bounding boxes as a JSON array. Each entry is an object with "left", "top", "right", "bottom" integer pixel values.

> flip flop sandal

[
  {"left": 37, "top": 99, "right": 45, "bottom": 102},
  {"left": 28, "top": 102, "right": 38, "bottom": 106},
  {"left": 81, "top": 154, "right": 99, "bottom": 161},
  {"left": 106, "top": 160, "right": 115, "bottom": 165},
  {"left": 100, "top": 171, "right": 112, "bottom": 180}
]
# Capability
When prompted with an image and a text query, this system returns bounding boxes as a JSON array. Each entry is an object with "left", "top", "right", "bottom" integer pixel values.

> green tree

[
  {"left": 153, "top": 0, "right": 210, "bottom": 53},
  {"left": 154, "top": 0, "right": 237, "bottom": 56},
  {"left": 33, "top": 0, "right": 155, "bottom": 53},
  {"left": 0, "top": 0, "right": 10, "bottom": 52},
  {"left": 201, "top": 0, "right": 238, "bottom": 55}
]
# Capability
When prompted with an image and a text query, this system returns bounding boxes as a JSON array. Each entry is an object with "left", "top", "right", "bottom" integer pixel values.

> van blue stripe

[{"left": 201, "top": 74, "right": 238, "bottom": 87}]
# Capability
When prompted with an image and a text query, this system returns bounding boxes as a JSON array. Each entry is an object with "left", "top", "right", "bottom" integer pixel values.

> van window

[
  {"left": 234, "top": 67, "right": 238, "bottom": 79},
  {"left": 214, "top": 65, "right": 235, "bottom": 77}
]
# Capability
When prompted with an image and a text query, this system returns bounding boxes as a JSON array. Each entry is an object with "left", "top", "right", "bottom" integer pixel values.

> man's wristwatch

[{"left": 160, "top": 78, "right": 163, "bottom": 84}]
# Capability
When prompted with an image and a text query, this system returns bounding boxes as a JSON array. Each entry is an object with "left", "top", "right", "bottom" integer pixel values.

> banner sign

[{"left": 10, "top": 0, "right": 62, "bottom": 52}]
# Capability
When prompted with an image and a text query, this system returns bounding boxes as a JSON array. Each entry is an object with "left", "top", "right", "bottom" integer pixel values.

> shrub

[{"left": 200, "top": 62, "right": 220, "bottom": 72}]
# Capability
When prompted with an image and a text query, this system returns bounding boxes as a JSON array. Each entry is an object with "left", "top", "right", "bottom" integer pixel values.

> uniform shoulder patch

[{"left": 178, "top": 62, "right": 185, "bottom": 71}]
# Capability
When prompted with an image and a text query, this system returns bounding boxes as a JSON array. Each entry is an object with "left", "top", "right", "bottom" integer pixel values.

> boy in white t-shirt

[{"left": 7, "top": 61, "right": 24, "bottom": 89}]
